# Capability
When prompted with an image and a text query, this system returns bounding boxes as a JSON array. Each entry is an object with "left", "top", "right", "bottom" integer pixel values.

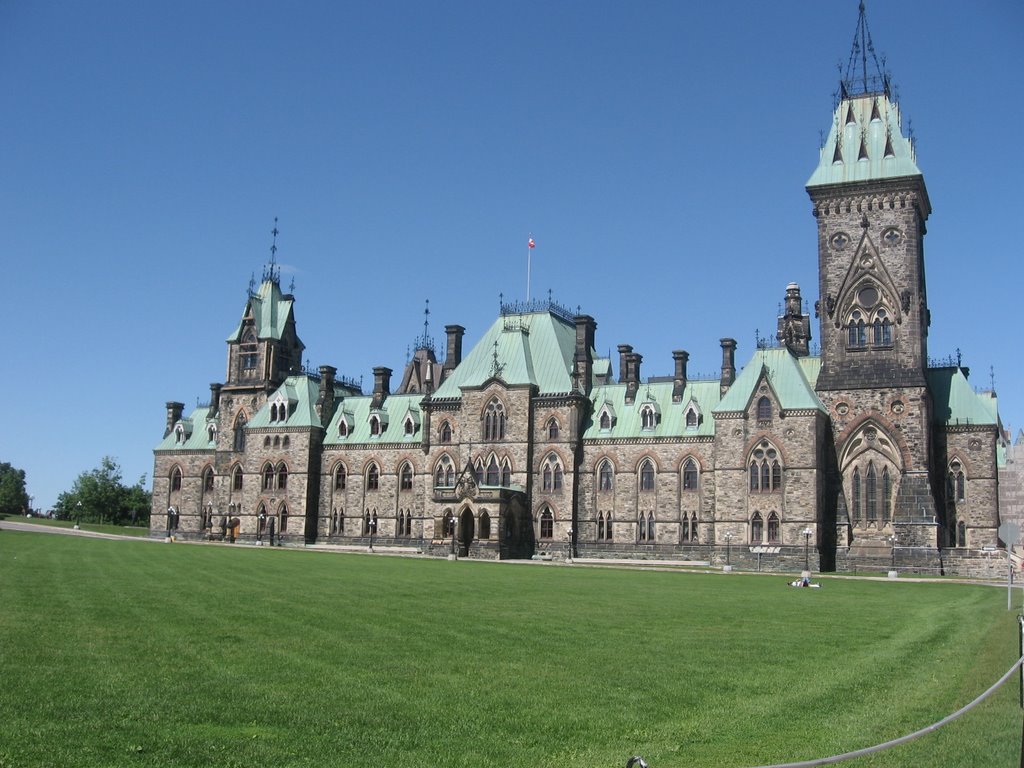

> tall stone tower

[{"left": 807, "top": 4, "right": 938, "bottom": 554}]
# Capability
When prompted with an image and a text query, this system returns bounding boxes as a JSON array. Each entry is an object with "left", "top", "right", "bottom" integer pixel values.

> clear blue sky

[{"left": 2, "top": 1, "right": 1021, "bottom": 511}]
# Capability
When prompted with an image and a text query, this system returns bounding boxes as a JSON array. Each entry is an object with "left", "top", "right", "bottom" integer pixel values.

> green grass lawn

[{"left": 0, "top": 532, "right": 1018, "bottom": 768}]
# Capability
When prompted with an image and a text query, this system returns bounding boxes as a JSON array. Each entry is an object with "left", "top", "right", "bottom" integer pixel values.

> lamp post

[
  {"left": 567, "top": 527, "right": 574, "bottom": 563},
  {"left": 723, "top": 532, "right": 733, "bottom": 571},
  {"left": 75, "top": 501, "right": 82, "bottom": 530},
  {"left": 888, "top": 533, "right": 898, "bottom": 576},
  {"left": 450, "top": 515, "right": 457, "bottom": 559},
  {"left": 802, "top": 527, "right": 813, "bottom": 572},
  {"left": 368, "top": 516, "right": 377, "bottom": 551}
]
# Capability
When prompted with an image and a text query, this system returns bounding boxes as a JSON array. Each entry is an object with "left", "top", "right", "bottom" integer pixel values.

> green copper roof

[
  {"left": 807, "top": 94, "right": 922, "bottom": 188},
  {"left": 155, "top": 406, "right": 216, "bottom": 451},
  {"left": 714, "top": 349, "right": 826, "bottom": 414},
  {"left": 247, "top": 375, "right": 325, "bottom": 429},
  {"left": 583, "top": 380, "right": 721, "bottom": 440},
  {"left": 927, "top": 368, "right": 997, "bottom": 427},
  {"left": 324, "top": 393, "right": 423, "bottom": 446},
  {"left": 432, "top": 310, "right": 587, "bottom": 398},
  {"left": 226, "top": 279, "right": 295, "bottom": 342}
]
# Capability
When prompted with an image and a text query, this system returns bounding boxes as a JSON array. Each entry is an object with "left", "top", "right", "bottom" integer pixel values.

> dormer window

[
  {"left": 600, "top": 411, "right": 611, "bottom": 430},
  {"left": 404, "top": 416, "right": 416, "bottom": 436},
  {"left": 174, "top": 425, "right": 185, "bottom": 444},
  {"left": 207, "top": 424, "right": 216, "bottom": 443},
  {"left": 369, "top": 415, "right": 382, "bottom": 437},
  {"left": 640, "top": 405, "right": 657, "bottom": 431},
  {"left": 685, "top": 410, "right": 697, "bottom": 429},
  {"left": 339, "top": 418, "right": 349, "bottom": 437}
]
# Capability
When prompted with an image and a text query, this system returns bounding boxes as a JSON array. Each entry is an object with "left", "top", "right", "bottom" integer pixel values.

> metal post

[
  {"left": 802, "top": 526, "right": 813, "bottom": 571},
  {"left": 567, "top": 527, "right": 573, "bottom": 562}
]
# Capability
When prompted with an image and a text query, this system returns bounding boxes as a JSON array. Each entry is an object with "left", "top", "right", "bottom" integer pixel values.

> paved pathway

[{"left": 0, "top": 519, "right": 161, "bottom": 542}]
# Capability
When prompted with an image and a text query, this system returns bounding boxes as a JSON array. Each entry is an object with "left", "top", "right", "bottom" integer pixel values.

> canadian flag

[{"left": 528, "top": 237, "right": 535, "bottom": 249}]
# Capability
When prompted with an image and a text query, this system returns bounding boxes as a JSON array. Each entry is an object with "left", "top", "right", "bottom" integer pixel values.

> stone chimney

[
  {"left": 617, "top": 345, "right": 633, "bottom": 384},
  {"left": 672, "top": 350, "right": 689, "bottom": 402},
  {"left": 371, "top": 366, "right": 392, "bottom": 409},
  {"left": 444, "top": 325, "right": 465, "bottom": 377},
  {"left": 209, "top": 383, "right": 222, "bottom": 416},
  {"left": 623, "top": 350, "right": 642, "bottom": 405},
  {"left": 720, "top": 338, "right": 737, "bottom": 396},
  {"left": 165, "top": 401, "right": 184, "bottom": 438},
  {"left": 574, "top": 315, "right": 596, "bottom": 395},
  {"left": 776, "top": 282, "right": 811, "bottom": 357},
  {"left": 317, "top": 365, "right": 337, "bottom": 426}
]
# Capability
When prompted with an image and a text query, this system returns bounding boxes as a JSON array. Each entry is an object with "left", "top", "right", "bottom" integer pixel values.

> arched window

[
  {"left": 851, "top": 467, "right": 862, "bottom": 522},
  {"left": 241, "top": 330, "right": 258, "bottom": 372},
  {"left": 282, "top": 435, "right": 290, "bottom": 448},
  {"left": 866, "top": 462, "right": 877, "bottom": 521},
  {"left": 485, "top": 456, "right": 499, "bottom": 486},
  {"left": 479, "top": 511, "right": 491, "bottom": 540},
  {"left": 435, "top": 456, "right": 454, "bottom": 488},
  {"left": 541, "top": 455, "right": 562, "bottom": 492},
  {"left": 948, "top": 461, "right": 965, "bottom": 502},
  {"left": 277, "top": 463, "right": 288, "bottom": 490},
  {"left": 262, "top": 464, "right": 274, "bottom": 491},
  {"left": 599, "top": 411, "right": 611, "bottom": 430},
  {"left": 334, "top": 464, "right": 347, "bottom": 491},
  {"left": 369, "top": 415, "right": 381, "bottom": 437},
  {"left": 682, "top": 458, "right": 698, "bottom": 491},
  {"left": 547, "top": 418, "right": 560, "bottom": 440},
  {"left": 598, "top": 513, "right": 606, "bottom": 541},
  {"left": 605, "top": 512, "right": 613, "bottom": 541},
  {"left": 685, "top": 409, "right": 698, "bottom": 429},
  {"left": 689, "top": 512, "right": 698, "bottom": 543},
  {"left": 501, "top": 459, "right": 511, "bottom": 487},
  {"left": 439, "top": 421, "right": 452, "bottom": 443},
  {"left": 957, "top": 521, "right": 966, "bottom": 547},
  {"left": 443, "top": 510, "right": 454, "bottom": 537},
  {"left": 767, "top": 512, "right": 780, "bottom": 543},
  {"left": 757, "top": 397, "right": 772, "bottom": 422},
  {"left": 539, "top": 508, "right": 554, "bottom": 540},
  {"left": 273, "top": 435, "right": 280, "bottom": 448},
  {"left": 639, "top": 459, "right": 655, "bottom": 491},
  {"left": 640, "top": 406, "right": 656, "bottom": 431},
  {"left": 366, "top": 464, "right": 380, "bottom": 491},
  {"left": 848, "top": 310, "right": 867, "bottom": 348},
  {"left": 170, "top": 467, "right": 182, "bottom": 492},
  {"left": 264, "top": 435, "right": 272, "bottom": 448},
  {"left": 882, "top": 467, "right": 892, "bottom": 522},
  {"left": 647, "top": 513, "right": 655, "bottom": 541},
  {"left": 748, "top": 441, "right": 781, "bottom": 493},
  {"left": 598, "top": 460, "right": 614, "bottom": 492},
  {"left": 873, "top": 309, "right": 892, "bottom": 346},
  {"left": 279, "top": 507, "right": 288, "bottom": 533},
  {"left": 400, "top": 463, "right": 413, "bottom": 491},
  {"left": 232, "top": 465, "right": 243, "bottom": 491},
  {"left": 339, "top": 420, "right": 349, "bottom": 437},
  {"left": 233, "top": 414, "right": 247, "bottom": 452},
  {"left": 638, "top": 513, "right": 648, "bottom": 541},
  {"left": 362, "top": 511, "right": 371, "bottom": 535},
  {"left": 681, "top": 514, "right": 689, "bottom": 542},
  {"left": 751, "top": 512, "right": 763, "bottom": 543},
  {"left": 404, "top": 417, "right": 415, "bottom": 436},
  {"left": 474, "top": 459, "right": 484, "bottom": 484},
  {"left": 202, "top": 467, "right": 214, "bottom": 493},
  {"left": 484, "top": 399, "right": 506, "bottom": 441}
]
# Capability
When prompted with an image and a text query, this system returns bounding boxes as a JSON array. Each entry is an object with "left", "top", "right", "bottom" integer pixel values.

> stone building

[{"left": 151, "top": 6, "right": 1011, "bottom": 576}]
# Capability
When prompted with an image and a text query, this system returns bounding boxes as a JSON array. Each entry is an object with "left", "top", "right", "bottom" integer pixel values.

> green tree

[
  {"left": 0, "top": 462, "right": 31, "bottom": 517},
  {"left": 53, "top": 457, "right": 151, "bottom": 526}
]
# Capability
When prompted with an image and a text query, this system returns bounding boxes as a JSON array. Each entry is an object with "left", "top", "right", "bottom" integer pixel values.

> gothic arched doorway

[{"left": 459, "top": 508, "right": 474, "bottom": 557}]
